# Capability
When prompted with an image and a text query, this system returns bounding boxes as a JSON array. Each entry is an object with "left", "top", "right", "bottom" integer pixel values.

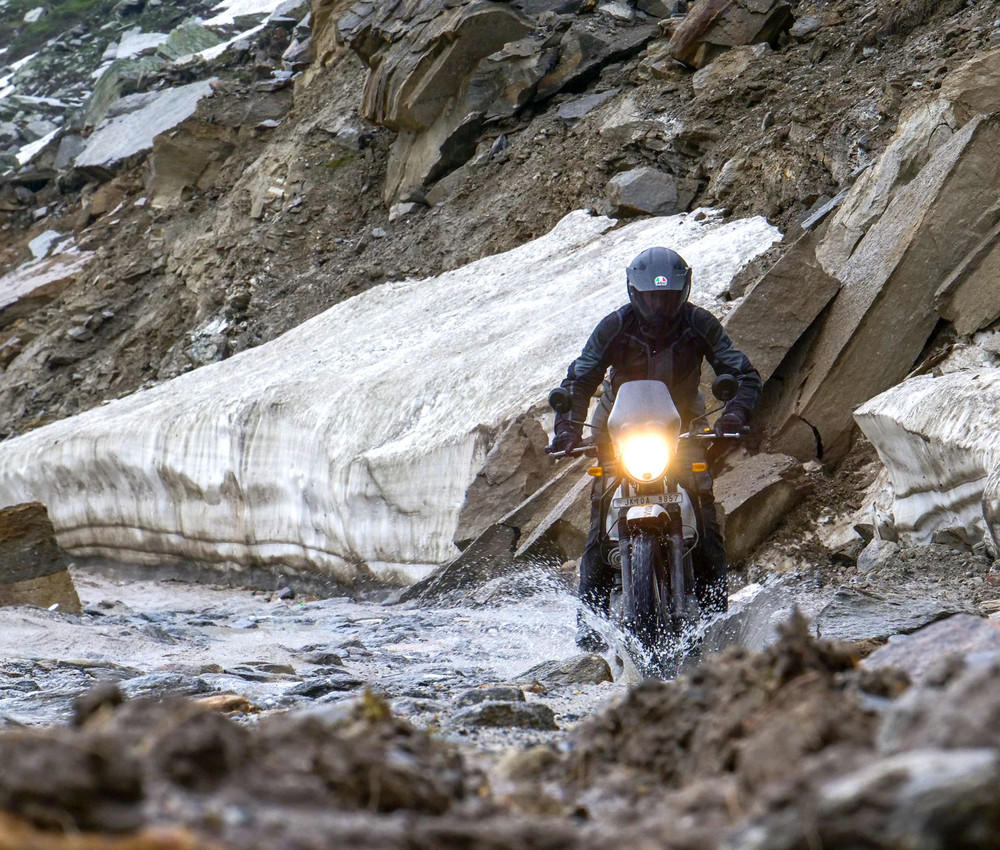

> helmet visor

[{"left": 631, "top": 289, "right": 685, "bottom": 321}]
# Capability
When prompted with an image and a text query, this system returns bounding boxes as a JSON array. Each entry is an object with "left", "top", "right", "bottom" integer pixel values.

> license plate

[{"left": 612, "top": 494, "right": 682, "bottom": 509}]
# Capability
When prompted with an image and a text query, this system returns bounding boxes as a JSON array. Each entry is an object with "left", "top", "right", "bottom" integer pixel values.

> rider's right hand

[{"left": 550, "top": 426, "right": 580, "bottom": 454}]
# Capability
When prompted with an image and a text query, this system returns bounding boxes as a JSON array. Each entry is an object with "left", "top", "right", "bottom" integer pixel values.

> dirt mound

[{"left": 568, "top": 612, "right": 891, "bottom": 796}]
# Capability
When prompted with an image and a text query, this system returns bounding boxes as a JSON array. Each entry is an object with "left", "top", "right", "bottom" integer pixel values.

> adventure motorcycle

[{"left": 548, "top": 375, "right": 743, "bottom": 658}]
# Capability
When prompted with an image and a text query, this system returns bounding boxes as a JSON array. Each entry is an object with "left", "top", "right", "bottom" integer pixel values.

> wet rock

[
  {"left": 0, "top": 503, "right": 81, "bottom": 614},
  {"left": 287, "top": 673, "right": 365, "bottom": 697},
  {"left": 816, "top": 588, "right": 973, "bottom": 645},
  {"left": 516, "top": 654, "right": 613, "bottom": 687},
  {"left": 723, "top": 228, "right": 841, "bottom": 383},
  {"left": 451, "top": 700, "right": 557, "bottom": 730},
  {"left": 119, "top": 672, "right": 213, "bottom": 700},
  {"left": 864, "top": 614, "right": 1000, "bottom": 684},
  {"left": 772, "top": 113, "right": 1000, "bottom": 462},
  {"left": 715, "top": 453, "right": 807, "bottom": 564},
  {"left": 304, "top": 650, "right": 345, "bottom": 667},
  {"left": 638, "top": 0, "right": 680, "bottom": 17},
  {"left": 606, "top": 166, "right": 698, "bottom": 217},
  {"left": 195, "top": 693, "right": 257, "bottom": 714},
  {"left": 456, "top": 686, "right": 526, "bottom": 707},
  {"left": 669, "top": 0, "right": 794, "bottom": 69}
]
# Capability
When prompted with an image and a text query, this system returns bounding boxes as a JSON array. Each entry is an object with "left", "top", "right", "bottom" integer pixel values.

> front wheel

[{"left": 628, "top": 531, "right": 664, "bottom": 651}]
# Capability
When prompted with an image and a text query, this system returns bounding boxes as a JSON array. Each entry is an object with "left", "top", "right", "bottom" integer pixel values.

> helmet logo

[{"left": 654, "top": 276, "right": 669, "bottom": 286}]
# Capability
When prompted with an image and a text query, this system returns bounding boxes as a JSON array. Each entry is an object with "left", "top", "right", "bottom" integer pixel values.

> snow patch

[
  {"left": 15, "top": 128, "right": 59, "bottom": 165},
  {"left": 0, "top": 211, "right": 780, "bottom": 585},
  {"left": 113, "top": 28, "right": 170, "bottom": 60},
  {"left": 203, "top": 0, "right": 292, "bottom": 26},
  {"left": 855, "top": 368, "right": 1000, "bottom": 553},
  {"left": 28, "top": 230, "right": 62, "bottom": 260}
]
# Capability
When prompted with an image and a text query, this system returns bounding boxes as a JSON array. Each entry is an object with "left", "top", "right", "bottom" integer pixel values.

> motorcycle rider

[{"left": 551, "top": 246, "right": 762, "bottom": 650}]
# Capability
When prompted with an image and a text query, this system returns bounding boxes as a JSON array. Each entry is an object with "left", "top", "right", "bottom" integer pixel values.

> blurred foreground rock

[{"left": 0, "top": 503, "right": 80, "bottom": 613}]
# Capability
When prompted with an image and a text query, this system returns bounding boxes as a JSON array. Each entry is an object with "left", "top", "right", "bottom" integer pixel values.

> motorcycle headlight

[{"left": 620, "top": 434, "right": 670, "bottom": 482}]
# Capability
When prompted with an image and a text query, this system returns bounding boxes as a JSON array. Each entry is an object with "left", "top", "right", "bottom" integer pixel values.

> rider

[{"left": 551, "top": 246, "right": 762, "bottom": 649}]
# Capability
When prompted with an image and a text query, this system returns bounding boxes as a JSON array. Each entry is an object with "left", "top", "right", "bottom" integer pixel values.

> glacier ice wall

[
  {"left": 855, "top": 368, "right": 1000, "bottom": 552},
  {"left": 0, "top": 211, "right": 780, "bottom": 585}
]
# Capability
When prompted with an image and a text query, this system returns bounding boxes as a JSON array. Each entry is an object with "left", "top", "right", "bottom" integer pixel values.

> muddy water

[
  {"left": 0, "top": 567, "right": 630, "bottom": 739},
  {"left": 0, "top": 566, "right": 826, "bottom": 739}
]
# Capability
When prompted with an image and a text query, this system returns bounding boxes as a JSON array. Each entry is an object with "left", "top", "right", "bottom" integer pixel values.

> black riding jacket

[{"left": 556, "top": 302, "right": 762, "bottom": 439}]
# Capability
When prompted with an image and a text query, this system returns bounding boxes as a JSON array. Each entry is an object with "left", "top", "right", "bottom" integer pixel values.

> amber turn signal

[
  {"left": 588, "top": 467, "right": 604, "bottom": 477},
  {"left": 691, "top": 463, "right": 708, "bottom": 473}
]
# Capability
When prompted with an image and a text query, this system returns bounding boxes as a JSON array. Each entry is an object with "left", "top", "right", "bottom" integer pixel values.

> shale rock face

[
  {"left": 0, "top": 502, "right": 81, "bottom": 613},
  {"left": 338, "top": 0, "right": 658, "bottom": 202}
]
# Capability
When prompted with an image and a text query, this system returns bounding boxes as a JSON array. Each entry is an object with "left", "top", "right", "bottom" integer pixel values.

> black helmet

[{"left": 626, "top": 247, "right": 691, "bottom": 334}]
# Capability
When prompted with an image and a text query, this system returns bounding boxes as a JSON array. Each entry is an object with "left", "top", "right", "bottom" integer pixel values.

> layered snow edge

[{"left": 855, "top": 368, "right": 1000, "bottom": 554}]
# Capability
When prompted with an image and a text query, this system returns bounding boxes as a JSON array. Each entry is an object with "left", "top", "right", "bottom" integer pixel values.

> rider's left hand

[{"left": 714, "top": 410, "right": 746, "bottom": 438}]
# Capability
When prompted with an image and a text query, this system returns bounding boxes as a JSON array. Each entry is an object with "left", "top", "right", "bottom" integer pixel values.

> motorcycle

[{"left": 547, "top": 375, "right": 744, "bottom": 660}]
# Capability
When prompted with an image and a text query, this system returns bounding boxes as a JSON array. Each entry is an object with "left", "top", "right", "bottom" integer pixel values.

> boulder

[
  {"left": 605, "top": 167, "right": 698, "bottom": 216},
  {"left": 815, "top": 588, "right": 973, "bottom": 645},
  {"left": 0, "top": 503, "right": 81, "bottom": 613},
  {"left": 557, "top": 89, "right": 620, "bottom": 122},
  {"left": 456, "top": 686, "right": 526, "bottom": 707},
  {"left": 516, "top": 654, "right": 613, "bottom": 686},
  {"left": 691, "top": 43, "right": 769, "bottom": 96},
  {"left": 148, "top": 120, "right": 237, "bottom": 209},
  {"left": 77, "top": 81, "right": 216, "bottom": 172},
  {"left": 450, "top": 700, "right": 557, "bottom": 730},
  {"left": 638, "top": 0, "right": 680, "bottom": 17},
  {"left": 0, "top": 251, "right": 94, "bottom": 329},
  {"left": 934, "top": 222, "right": 1000, "bottom": 335},
  {"left": 769, "top": 114, "right": 1000, "bottom": 462},
  {"left": 723, "top": 227, "right": 840, "bottom": 384},
  {"left": 864, "top": 615, "right": 1000, "bottom": 684},
  {"left": 854, "top": 369, "right": 1000, "bottom": 550},
  {"left": 668, "top": 0, "right": 793, "bottom": 69},
  {"left": 715, "top": 453, "right": 806, "bottom": 563}
]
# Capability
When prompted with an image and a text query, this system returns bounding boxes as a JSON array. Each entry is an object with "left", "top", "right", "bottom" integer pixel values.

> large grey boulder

[
  {"left": 715, "top": 453, "right": 807, "bottom": 563},
  {"left": 76, "top": 81, "right": 215, "bottom": 171},
  {"left": 767, "top": 113, "right": 1000, "bottom": 461},
  {"left": 723, "top": 228, "right": 840, "bottom": 384},
  {"left": 864, "top": 615, "right": 1000, "bottom": 684},
  {"left": 816, "top": 588, "right": 974, "bottom": 645},
  {"left": 606, "top": 167, "right": 698, "bottom": 217}
]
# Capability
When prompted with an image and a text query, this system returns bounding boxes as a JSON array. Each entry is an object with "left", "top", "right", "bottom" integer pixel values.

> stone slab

[
  {"left": 724, "top": 228, "right": 840, "bottom": 383},
  {"left": 816, "top": 588, "right": 973, "bottom": 644},
  {"left": 0, "top": 503, "right": 81, "bottom": 613}
]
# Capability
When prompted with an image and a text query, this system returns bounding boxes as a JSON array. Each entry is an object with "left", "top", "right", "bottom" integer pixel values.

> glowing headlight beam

[{"left": 620, "top": 434, "right": 670, "bottom": 482}]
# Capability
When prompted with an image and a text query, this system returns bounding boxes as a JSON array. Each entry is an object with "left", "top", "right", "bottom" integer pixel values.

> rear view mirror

[
  {"left": 712, "top": 374, "right": 739, "bottom": 402},
  {"left": 548, "top": 387, "right": 573, "bottom": 414}
]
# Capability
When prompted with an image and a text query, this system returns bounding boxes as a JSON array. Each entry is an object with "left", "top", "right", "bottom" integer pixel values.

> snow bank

[
  {"left": 0, "top": 211, "right": 780, "bottom": 585},
  {"left": 855, "top": 368, "right": 1000, "bottom": 552}
]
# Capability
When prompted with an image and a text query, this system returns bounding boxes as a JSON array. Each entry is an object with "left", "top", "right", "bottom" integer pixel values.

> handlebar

[{"left": 545, "top": 427, "right": 749, "bottom": 459}]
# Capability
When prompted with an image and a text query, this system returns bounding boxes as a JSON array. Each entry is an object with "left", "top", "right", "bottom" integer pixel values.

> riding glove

[
  {"left": 714, "top": 409, "right": 746, "bottom": 438},
  {"left": 551, "top": 423, "right": 581, "bottom": 453}
]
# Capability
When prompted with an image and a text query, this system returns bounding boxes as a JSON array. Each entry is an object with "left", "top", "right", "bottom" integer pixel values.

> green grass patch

[
  {"left": 325, "top": 154, "right": 356, "bottom": 170},
  {"left": 2, "top": 0, "right": 118, "bottom": 64}
]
